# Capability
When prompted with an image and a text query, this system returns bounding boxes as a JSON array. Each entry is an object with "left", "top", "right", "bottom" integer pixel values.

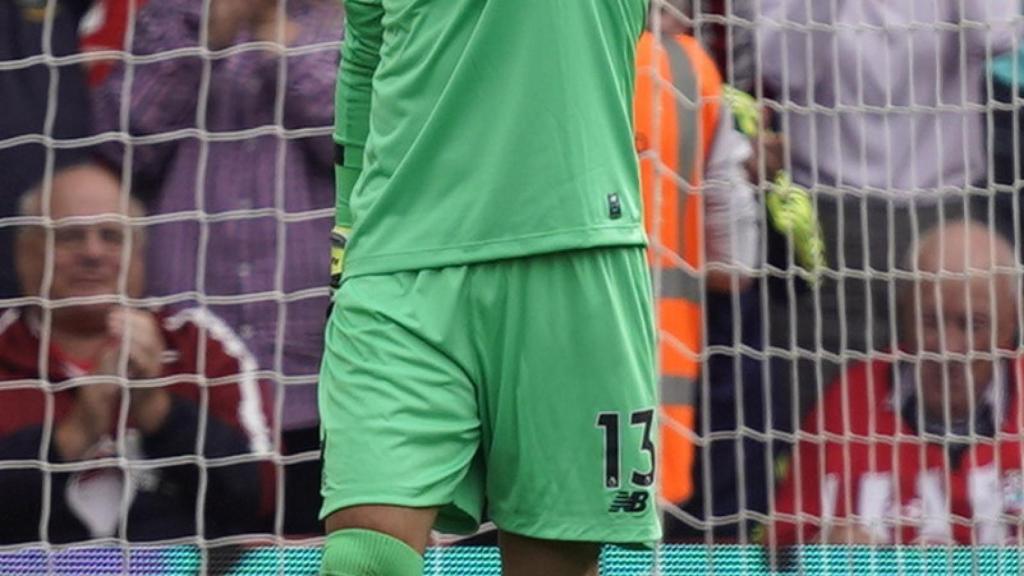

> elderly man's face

[
  {"left": 911, "top": 273, "right": 1015, "bottom": 422},
  {"left": 17, "top": 168, "right": 144, "bottom": 308}
]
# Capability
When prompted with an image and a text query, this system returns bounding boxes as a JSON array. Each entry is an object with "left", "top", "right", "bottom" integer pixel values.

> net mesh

[{"left": 1, "top": 0, "right": 1022, "bottom": 573}]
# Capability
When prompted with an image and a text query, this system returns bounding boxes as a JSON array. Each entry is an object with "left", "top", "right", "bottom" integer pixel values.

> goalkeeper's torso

[{"left": 339, "top": 0, "right": 649, "bottom": 277}]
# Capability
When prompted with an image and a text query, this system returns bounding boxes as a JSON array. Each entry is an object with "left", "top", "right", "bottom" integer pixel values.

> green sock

[{"left": 320, "top": 529, "right": 424, "bottom": 576}]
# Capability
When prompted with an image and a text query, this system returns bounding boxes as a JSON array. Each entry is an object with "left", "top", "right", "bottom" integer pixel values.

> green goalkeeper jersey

[{"left": 335, "top": 0, "right": 650, "bottom": 277}]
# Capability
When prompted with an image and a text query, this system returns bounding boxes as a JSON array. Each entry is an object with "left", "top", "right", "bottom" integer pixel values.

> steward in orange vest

[{"left": 636, "top": 29, "right": 759, "bottom": 506}]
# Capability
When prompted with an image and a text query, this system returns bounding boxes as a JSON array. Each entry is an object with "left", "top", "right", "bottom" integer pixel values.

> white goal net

[{"left": 0, "top": 0, "right": 1022, "bottom": 574}]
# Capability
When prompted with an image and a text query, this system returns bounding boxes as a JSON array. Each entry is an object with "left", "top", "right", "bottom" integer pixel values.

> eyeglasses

[{"left": 50, "top": 223, "right": 141, "bottom": 252}]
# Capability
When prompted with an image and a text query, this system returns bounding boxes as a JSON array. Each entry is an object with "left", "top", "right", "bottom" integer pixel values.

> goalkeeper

[{"left": 319, "top": 1, "right": 658, "bottom": 575}]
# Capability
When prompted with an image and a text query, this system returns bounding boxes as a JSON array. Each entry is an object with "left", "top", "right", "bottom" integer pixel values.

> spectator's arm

[
  {"left": 92, "top": 0, "right": 204, "bottom": 180},
  {"left": 134, "top": 303, "right": 272, "bottom": 535},
  {"left": 160, "top": 308, "right": 274, "bottom": 522},
  {"left": 703, "top": 107, "right": 759, "bottom": 293},
  {"left": 334, "top": 0, "right": 385, "bottom": 229}
]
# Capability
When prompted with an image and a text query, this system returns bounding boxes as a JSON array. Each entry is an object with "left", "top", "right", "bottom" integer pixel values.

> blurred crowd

[
  {"left": 1, "top": 0, "right": 340, "bottom": 543},
  {"left": 1, "top": 0, "right": 1024, "bottom": 552}
]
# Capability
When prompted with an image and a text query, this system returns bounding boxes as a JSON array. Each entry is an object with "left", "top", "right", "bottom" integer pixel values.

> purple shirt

[{"left": 94, "top": 0, "right": 341, "bottom": 430}]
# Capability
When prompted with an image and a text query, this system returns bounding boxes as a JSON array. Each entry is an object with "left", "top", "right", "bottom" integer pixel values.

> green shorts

[{"left": 319, "top": 246, "right": 660, "bottom": 545}]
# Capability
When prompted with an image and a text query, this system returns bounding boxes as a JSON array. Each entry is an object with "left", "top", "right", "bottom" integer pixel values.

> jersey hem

[{"left": 342, "top": 225, "right": 647, "bottom": 278}]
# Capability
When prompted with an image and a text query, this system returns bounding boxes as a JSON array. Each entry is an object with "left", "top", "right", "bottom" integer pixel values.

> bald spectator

[
  {"left": 0, "top": 163, "right": 273, "bottom": 544},
  {"left": 773, "top": 221, "right": 1024, "bottom": 548}
]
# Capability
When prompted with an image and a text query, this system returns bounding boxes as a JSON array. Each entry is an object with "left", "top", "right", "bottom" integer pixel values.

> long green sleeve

[{"left": 334, "top": 0, "right": 384, "bottom": 228}]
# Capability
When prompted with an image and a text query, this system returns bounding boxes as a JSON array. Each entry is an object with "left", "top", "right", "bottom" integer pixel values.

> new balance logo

[
  {"left": 608, "top": 490, "right": 649, "bottom": 513},
  {"left": 607, "top": 193, "right": 623, "bottom": 220}
]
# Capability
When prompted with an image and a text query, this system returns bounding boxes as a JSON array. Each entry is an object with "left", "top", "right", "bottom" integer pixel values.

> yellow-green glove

[
  {"left": 766, "top": 172, "right": 826, "bottom": 280},
  {"left": 723, "top": 85, "right": 760, "bottom": 138},
  {"left": 726, "top": 85, "right": 827, "bottom": 280}
]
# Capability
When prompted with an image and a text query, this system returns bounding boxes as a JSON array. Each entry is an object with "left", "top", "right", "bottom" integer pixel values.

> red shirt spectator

[{"left": 773, "top": 222, "right": 1022, "bottom": 548}]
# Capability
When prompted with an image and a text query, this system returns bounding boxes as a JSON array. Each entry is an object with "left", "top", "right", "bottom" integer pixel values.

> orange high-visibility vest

[{"left": 635, "top": 32, "right": 722, "bottom": 505}]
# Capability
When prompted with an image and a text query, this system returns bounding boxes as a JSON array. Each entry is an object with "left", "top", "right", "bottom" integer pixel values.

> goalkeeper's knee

[{"left": 320, "top": 528, "right": 424, "bottom": 576}]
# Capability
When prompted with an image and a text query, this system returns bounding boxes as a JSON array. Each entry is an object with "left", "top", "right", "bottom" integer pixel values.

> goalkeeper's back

[{"left": 335, "top": 0, "right": 650, "bottom": 278}]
